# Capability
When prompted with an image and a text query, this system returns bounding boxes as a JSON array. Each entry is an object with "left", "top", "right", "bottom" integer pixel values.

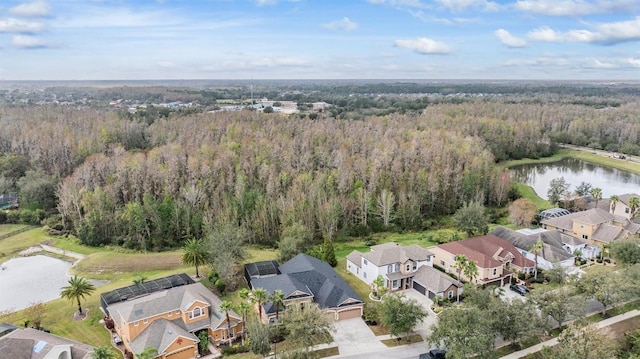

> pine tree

[{"left": 323, "top": 238, "right": 337, "bottom": 267}]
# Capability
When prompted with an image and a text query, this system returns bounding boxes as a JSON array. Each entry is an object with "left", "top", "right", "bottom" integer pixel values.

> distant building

[{"left": 0, "top": 327, "right": 94, "bottom": 359}]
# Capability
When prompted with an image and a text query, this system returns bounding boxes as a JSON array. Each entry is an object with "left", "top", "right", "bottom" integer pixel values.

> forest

[{"left": 0, "top": 81, "right": 639, "bottom": 251}]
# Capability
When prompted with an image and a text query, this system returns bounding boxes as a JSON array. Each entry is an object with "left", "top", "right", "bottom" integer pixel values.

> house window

[
  {"left": 134, "top": 321, "right": 139, "bottom": 327},
  {"left": 143, "top": 318, "right": 148, "bottom": 324},
  {"left": 168, "top": 311, "right": 172, "bottom": 317},
  {"left": 406, "top": 264, "right": 411, "bottom": 272},
  {"left": 426, "top": 256, "right": 431, "bottom": 262},
  {"left": 493, "top": 268, "right": 497, "bottom": 276},
  {"left": 363, "top": 259, "right": 368, "bottom": 265},
  {"left": 580, "top": 224, "right": 584, "bottom": 229},
  {"left": 395, "top": 263, "right": 400, "bottom": 272},
  {"left": 522, "top": 251, "right": 527, "bottom": 257},
  {"left": 413, "top": 262, "right": 417, "bottom": 270},
  {"left": 387, "top": 264, "right": 393, "bottom": 273},
  {"left": 363, "top": 272, "right": 367, "bottom": 279},
  {"left": 392, "top": 280, "right": 399, "bottom": 289},
  {"left": 356, "top": 268, "right": 359, "bottom": 274},
  {"left": 626, "top": 208, "right": 630, "bottom": 213},
  {"left": 190, "top": 307, "right": 204, "bottom": 319},
  {"left": 582, "top": 234, "right": 588, "bottom": 239},
  {"left": 175, "top": 310, "right": 180, "bottom": 315},
  {"left": 448, "top": 291, "right": 453, "bottom": 299},
  {"left": 440, "top": 260, "right": 445, "bottom": 266}
]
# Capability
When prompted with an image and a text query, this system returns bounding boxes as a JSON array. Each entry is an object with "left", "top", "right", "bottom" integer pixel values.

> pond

[
  {"left": 510, "top": 157, "right": 640, "bottom": 200},
  {"left": 0, "top": 255, "right": 73, "bottom": 313}
]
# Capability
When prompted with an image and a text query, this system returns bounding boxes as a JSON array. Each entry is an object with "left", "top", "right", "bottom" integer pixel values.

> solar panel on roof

[
  {"left": 33, "top": 341, "right": 47, "bottom": 353},
  {"left": 100, "top": 273, "right": 195, "bottom": 307}
]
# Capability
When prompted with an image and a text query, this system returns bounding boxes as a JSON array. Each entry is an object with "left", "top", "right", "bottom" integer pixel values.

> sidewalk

[{"left": 499, "top": 309, "right": 640, "bottom": 359}]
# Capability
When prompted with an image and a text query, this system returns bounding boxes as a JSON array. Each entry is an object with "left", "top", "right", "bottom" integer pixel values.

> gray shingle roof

[
  {"left": 129, "top": 319, "right": 197, "bottom": 356},
  {"left": 490, "top": 226, "right": 575, "bottom": 263},
  {"left": 249, "top": 253, "right": 363, "bottom": 313},
  {"left": 541, "top": 208, "right": 614, "bottom": 229},
  {"left": 412, "top": 266, "right": 458, "bottom": 293},
  {"left": 0, "top": 328, "right": 94, "bottom": 359},
  {"left": 359, "top": 243, "right": 433, "bottom": 267},
  {"left": 592, "top": 224, "right": 625, "bottom": 243}
]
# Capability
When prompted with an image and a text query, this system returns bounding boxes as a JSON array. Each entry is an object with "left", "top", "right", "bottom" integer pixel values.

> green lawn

[
  {"left": 0, "top": 227, "right": 49, "bottom": 263},
  {"left": 0, "top": 224, "right": 30, "bottom": 236}
]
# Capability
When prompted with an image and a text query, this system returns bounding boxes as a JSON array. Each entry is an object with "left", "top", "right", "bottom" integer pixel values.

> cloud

[
  {"left": 435, "top": 0, "right": 500, "bottom": 11},
  {"left": 9, "top": 0, "right": 51, "bottom": 17},
  {"left": 527, "top": 17, "right": 640, "bottom": 45},
  {"left": 322, "top": 17, "right": 357, "bottom": 31},
  {"left": 157, "top": 61, "right": 176, "bottom": 68},
  {"left": 503, "top": 56, "right": 570, "bottom": 67},
  {"left": 394, "top": 37, "right": 451, "bottom": 54},
  {"left": 495, "top": 29, "right": 527, "bottom": 47},
  {"left": 203, "top": 57, "right": 309, "bottom": 72},
  {"left": 514, "top": 0, "right": 639, "bottom": 16},
  {"left": 255, "top": 0, "right": 300, "bottom": 6},
  {"left": 367, "top": 0, "right": 429, "bottom": 8},
  {"left": 0, "top": 18, "right": 45, "bottom": 33},
  {"left": 11, "top": 34, "right": 51, "bottom": 48}
]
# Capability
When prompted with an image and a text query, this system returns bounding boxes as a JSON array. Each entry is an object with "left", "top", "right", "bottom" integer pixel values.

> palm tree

[
  {"left": 136, "top": 347, "right": 158, "bottom": 359},
  {"left": 610, "top": 195, "right": 619, "bottom": 214},
  {"left": 251, "top": 288, "right": 269, "bottom": 320},
  {"left": 590, "top": 187, "right": 603, "bottom": 208},
  {"left": 220, "top": 300, "right": 235, "bottom": 346},
  {"left": 454, "top": 255, "right": 468, "bottom": 303},
  {"left": 463, "top": 259, "right": 478, "bottom": 285},
  {"left": 236, "top": 301, "right": 251, "bottom": 345},
  {"left": 60, "top": 275, "right": 95, "bottom": 315},
  {"left": 629, "top": 196, "right": 639, "bottom": 218},
  {"left": 270, "top": 289, "right": 285, "bottom": 322},
  {"left": 181, "top": 238, "right": 208, "bottom": 278},
  {"left": 90, "top": 346, "right": 116, "bottom": 359},
  {"left": 531, "top": 238, "right": 543, "bottom": 280}
]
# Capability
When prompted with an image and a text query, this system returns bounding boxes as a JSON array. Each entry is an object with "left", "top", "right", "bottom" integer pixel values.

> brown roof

[
  {"left": 618, "top": 193, "right": 640, "bottom": 206},
  {"left": 542, "top": 208, "right": 614, "bottom": 229},
  {"left": 437, "top": 235, "right": 534, "bottom": 269}
]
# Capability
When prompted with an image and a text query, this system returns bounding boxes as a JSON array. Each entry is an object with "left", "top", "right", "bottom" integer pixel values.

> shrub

[{"left": 214, "top": 279, "right": 226, "bottom": 295}]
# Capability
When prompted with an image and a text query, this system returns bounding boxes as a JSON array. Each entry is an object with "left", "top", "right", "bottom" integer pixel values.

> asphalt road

[{"left": 560, "top": 143, "right": 640, "bottom": 164}]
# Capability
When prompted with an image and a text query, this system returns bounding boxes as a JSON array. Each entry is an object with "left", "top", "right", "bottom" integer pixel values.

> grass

[
  {"left": 513, "top": 183, "right": 552, "bottom": 210},
  {"left": 381, "top": 333, "right": 423, "bottom": 347},
  {"left": 0, "top": 224, "right": 30, "bottom": 236},
  {"left": 0, "top": 227, "right": 49, "bottom": 263}
]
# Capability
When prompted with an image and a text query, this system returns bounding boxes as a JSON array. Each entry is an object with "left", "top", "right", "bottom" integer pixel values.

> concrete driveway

[
  {"left": 400, "top": 289, "right": 439, "bottom": 338},
  {"left": 332, "top": 318, "right": 386, "bottom": 355},
  {"left": 499, "top": 284, "right": 527, "bottom": 302}
]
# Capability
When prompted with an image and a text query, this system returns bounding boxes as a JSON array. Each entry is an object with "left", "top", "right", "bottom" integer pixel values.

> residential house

[
  {"left": 541, "top": 207, "right": 640, "bottom": 247},
  {"left": 610, "top": 193, "right": 640, "bottom": 220},
  {"left": 490, "top": 226, "right": 594, "bottom": 269},
  {"left": 0, "top": 327, "right": 94, "bottom": 359},
  {"left": 429, "top": 235, "right": 535, "bottom": 287},
  {"left": 247, "top": 253, "right": 364, "bottom": 323},
  {"left": 346, "top": 242, "right": 443, "bottom": 292},
  {"left": 412, "top": 265, "right": 461, "bottom": 300},
  {"left": 101, "top": 274, "right": 242, "bottom": 359}
]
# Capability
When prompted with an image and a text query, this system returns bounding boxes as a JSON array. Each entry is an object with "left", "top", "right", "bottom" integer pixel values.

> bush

[
  {"left": 6, "top": 210, "right": 20, "bottom": 224},
  {"left": 214, "top": 279, "right": 226, "bottom": 294},
  {"left": 597, "top": 258, "right": 603, "bottom": 263}
]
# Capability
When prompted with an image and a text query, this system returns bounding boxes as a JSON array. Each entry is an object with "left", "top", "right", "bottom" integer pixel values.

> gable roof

[
  {"left": 618, "top": 193, "right": 640, "bottom": 206},
  {"left": 249, "top": 253, "right": 363, "bottom": 312},
  {"left": 437, "top": 234, "right": 534, "bottom": 269},
  {"left": 413, "top": 266, "right": 458, "bottom": 293},
  {"left": 0, "top": 328, "right": 93, "bottom": 359},
  {"left": 361, "top": 243, "right": 433, "bottom": 267},
  {"left": 129, "top": 319, "right": 197, "bottom": 356},
  {"left": 490, "top": 226, "right": 575, "bottom": 263},
  {"left": 541, "top": 208, "right": 614, "bottom": 230}
]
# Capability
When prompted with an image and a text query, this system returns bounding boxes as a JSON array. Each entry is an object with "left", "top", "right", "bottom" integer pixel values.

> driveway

[
  {"left": 400, "top": 289, "right": 439, "bottom": 338},
  {"left": 332, "top": 318, "right": 386, "bottom": 355}
]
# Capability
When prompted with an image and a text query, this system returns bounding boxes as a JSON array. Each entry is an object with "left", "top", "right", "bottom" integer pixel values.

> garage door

[
  {"left": 413, "top": 281, "right": 426, "bottom": 295},
  {"left": 337, "top": 307, "right": 362, "bottom": 320}
]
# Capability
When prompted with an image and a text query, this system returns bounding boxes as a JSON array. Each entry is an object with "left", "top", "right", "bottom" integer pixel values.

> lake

[
  {"left": 0, "top": 255, "right": 73, "bottom": 313},
  {"left": 510, "top": 157, "right": 640, "bottom": 200}
]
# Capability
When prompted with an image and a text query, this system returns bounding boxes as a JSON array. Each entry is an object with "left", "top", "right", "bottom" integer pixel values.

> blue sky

[{"left": 1, "top": 0, "right": 639, "bottom": 80}]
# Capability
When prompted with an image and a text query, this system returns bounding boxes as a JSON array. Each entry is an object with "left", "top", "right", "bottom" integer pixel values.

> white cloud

[
  {"left": 0, "top": 18, "right": 45, "bottom": 33},
  {"left": 9, "top": 0, "right": 51, "bottom": 17},
  {"left": 583, "top": 58, "right": 619, "bottom": 68},
  {"left": 629, "top": 58, "right": 640, "bottom": 67},
  {"left": 367, "top": 0, "right": 429, "bottom": 8},
  {"left": 527, "top": 17, "right": 640, "bottom": 44},
  {"left": 394, "top": 37, "right": 451, "bottom": 54},
  {"left": 322, "top": 17, "right": 357, "bottom": 31},
  {"left": 495, "top": 29, "right": 527, "bottom": 47},
  {"left": 503, "top": 56, "right": 570, "bottom": 67},
  {"left": 255, "top": 0, "right": 300, "bottom": 6},
  {"left": 435, "top": 0, "right": 500, "bottom": 11},
  {"left": 515, "top": 0, "right": 639, "bottom": 16},
  {"left": 157, "top": 61, "right": 176, "bottom": 68},
  {"left": 11, "top": 34, "right": 51, "bottom": 48}
]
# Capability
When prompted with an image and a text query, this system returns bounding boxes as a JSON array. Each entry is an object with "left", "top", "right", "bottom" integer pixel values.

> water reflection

[{"left": 511, "top": 158, "right": 640, "bottom": 199}]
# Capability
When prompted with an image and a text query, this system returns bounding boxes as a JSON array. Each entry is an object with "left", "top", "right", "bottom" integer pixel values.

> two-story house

[
  {"left": 429, "top": 235, "right": 535, "bottom": 287},
  {"left": 247, "top": 253, "right": 364, "bottom": 323},
  {"left": 541, "top": 207, "right": 640, "bottom": 247},
  {"left": 346, "top": 242, "right": 435, "bottom": 292},
  {"left": 101, "top": 274, "right": 242, "bottom": 359},
  {"left": 610, "top": 193, "right": 640, "bottom": 220}
]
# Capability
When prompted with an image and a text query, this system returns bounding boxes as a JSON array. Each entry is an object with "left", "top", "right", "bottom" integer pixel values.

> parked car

[
  {"left": 510, "top": 284, "right": 530, "bottom": 296},
  {"left": 419, "top": 349, "right": 446, "bottom": 359}
]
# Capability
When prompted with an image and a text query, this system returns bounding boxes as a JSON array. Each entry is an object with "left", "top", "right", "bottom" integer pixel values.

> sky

[{"left": 0, "top": 0, "right": 639, "bottom": 80}]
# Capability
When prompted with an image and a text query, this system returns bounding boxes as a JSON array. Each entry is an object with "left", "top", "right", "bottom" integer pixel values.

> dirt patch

[
  {"left": 73, "top": 309, "right": 90, "bottom": 321},
  {"left": 605, "top": 316, "right": 640, "bottom": 336}
]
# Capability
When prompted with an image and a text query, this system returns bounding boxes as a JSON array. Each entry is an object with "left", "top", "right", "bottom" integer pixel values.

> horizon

[{"left": 1, "top": 0, "right": 640, "bottom": 81}]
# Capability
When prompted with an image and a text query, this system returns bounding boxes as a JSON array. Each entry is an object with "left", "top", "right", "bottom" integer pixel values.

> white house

[
  {"left": 610, "top": 193, "right": 640, "bottom": 220},
  {"left": 346, "top": 242, "right": 434, "bottom": 292}
]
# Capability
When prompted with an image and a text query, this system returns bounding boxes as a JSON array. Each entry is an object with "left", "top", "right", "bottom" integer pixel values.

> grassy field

[
  {"left": 0, "top": 224, "right": 30, "bottom": 236},
  {"left": 0, "top": 227, "right": 49, "bottom": 263}
]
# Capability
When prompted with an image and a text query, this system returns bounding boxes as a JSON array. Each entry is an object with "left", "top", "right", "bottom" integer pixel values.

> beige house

[
  {"left": 541, "top": 207, "right": 640, "bottom": 246},
  {"left": 430, "top": 235, "right": 535, "bottom": 287},
  {"left": 102, "top": 275, "right": 242, "bottom": 359},
  {"left": 610, "top": 193, "right": 640, "bottom": 220}
]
